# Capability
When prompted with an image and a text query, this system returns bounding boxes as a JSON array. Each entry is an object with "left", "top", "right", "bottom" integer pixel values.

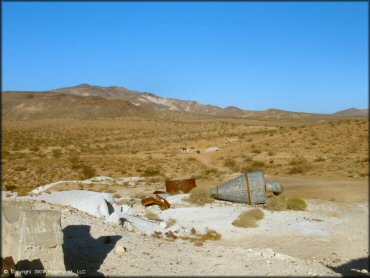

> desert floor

[{"left": 2, "top": 115, "right": 369, "bottom": 276}]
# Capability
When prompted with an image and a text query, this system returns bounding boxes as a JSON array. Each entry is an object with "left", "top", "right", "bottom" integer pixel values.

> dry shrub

[
  {"left": 251, "top": 148, "right": 261, "bottom": 154},
  {"left": 167, "top": 218, "right": 177, "bottom": 227},
  {"left": 180, "top": 228, "right": 222, "bottom": 243},
  {"left": 265, "top": 195, "right": 287, "bottom": 211},
  {"left": 14, "top": 166, "right": 27, "bottom": 172},
  {"left": 143, "top": 166, "right": 161, "bottom": 176},
  {"left": 201, "top": 167, "right": 218, "bottom": 178},
  {"left": 52, "top": 149, "right": 62, "bottom": 158},
  {"left": 113, "top": 192, "right": 121, "bottom": 198},
  {"left": 117, "top": 199, "right": 131, "bottom": 206},
  {"left": 242, "top": 160, "right": 265, "bottom": 172},
  {"left": 223, "top": 158, "right": 236, "bottom": 168},
  {"left": 17, "top": 187, "right": 31, "bottom": 196},
  {"left": 145, "top": 212, "right": 161, "bottom": 221},
  {"left": 69, "top": 154, "right": 81, "bottom": 169},
  {"left": 286, "top": 197, "right": 307, "bottom": 211},
  {"left": 185, "top": 187, "right": 214, "bottom": 206},
  {"left": 5, "top": 184, "right": 17, "bottom": 191},
  {"left": 200, "top": 229, "right": 222, "bottom": 241},
  {"left": 134, "top": 192, "right": 147, "bottom": 199},
  {"left": 314, "top": 156, "right": 326, "bottom": 162},
  {"left": 232, "top": 208, "right": 264, "bottom": 228},
  {"left": 81, "top": 164, "right": 96, "bottom": 179},
  {"left": 289, "top": 165, "right": 311, "bottom": 174},
  {"left": 288, "top": 157, "right": 312, "bottom": 174}
]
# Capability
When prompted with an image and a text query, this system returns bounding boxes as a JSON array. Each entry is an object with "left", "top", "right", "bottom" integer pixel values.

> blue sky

[{"left": 3, "top": 2, "right": 368, "bottom": 113}]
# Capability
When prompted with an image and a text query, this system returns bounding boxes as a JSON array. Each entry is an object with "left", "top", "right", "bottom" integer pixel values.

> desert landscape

[{"left": 1, "top": 84, "right": 369, "bottom": 276}]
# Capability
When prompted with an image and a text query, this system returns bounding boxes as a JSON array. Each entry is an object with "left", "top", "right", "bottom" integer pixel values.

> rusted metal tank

[
  {"left": 165, "top": 178, "right": 196, "bottom": 195},
  {"left": 211, "top": 171, "right": 267, "bottom": 204}
]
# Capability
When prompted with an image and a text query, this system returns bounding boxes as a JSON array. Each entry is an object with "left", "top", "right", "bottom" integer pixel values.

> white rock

[
  {"left": 29, "top": 190, "right": 115, "bottom": 218},
  {"left": 115, "top": 246, "right": 127, "bottom": 254},
  {"left": 205, "top": 147, "right": 219, "bottom": 152},
  {"left": 165, "top": 194, "right": 190, "bottom": 205},
  {"left": 159, "top": 221, "right": 167, "bottom": 229},
  {"left": 261, "top": 248, "right": 275, "bottom": 257},
  {"left": 274, "top": 252, "right": 294, "bottom": 261},
  {"left": 146, "top": 205, "right": 162, "bottom": 214},
  {"left": 106, "top": 211, "right": 124, "bottom": 225},
  {"left": 98, "top": 199, "right": 111, "bottom": 218},
  {"left": 121, "top": 204, "right": 136, "bottom": 215},
  {"left": 123, "top": 221, "right": 136, "bottom": 232},
  {"left": 168, "top": 224, "right": 181, "bottom": 233}
]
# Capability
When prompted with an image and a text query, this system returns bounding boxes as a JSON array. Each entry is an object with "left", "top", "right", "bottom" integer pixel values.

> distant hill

[
  {"left": 47, "top": 84, "right": 329, "bottom": 118},
  {"left": 52, "top": 84, "right": 231, "bottom": 116},
  {"left": 2, "top": 91, "right": 153, "bottom": 120},
  {"left": 333, "top": 108, "right": 368, "bottom": 117},
  {"left": 3, "top": 84, "right": 367, "bottom": 120}
]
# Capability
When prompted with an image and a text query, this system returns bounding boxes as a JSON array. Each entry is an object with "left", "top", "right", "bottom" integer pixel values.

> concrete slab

[{"left": 19, "top": 210, "right": 63, "bottom": 246}]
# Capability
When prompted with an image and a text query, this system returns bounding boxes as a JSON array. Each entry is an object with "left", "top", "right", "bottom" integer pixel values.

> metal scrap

[
  {"left": 265, "top": 181, "right": 284, "bottom": 195},
  {"left": 141, "top": 194, "right": 170, "bottom": 210},
  {"left": 211, "top": 171, "right": 284, "bottom": 205},
  {"left": 165, "top": 178, "right": 196, "bottom": 195}
]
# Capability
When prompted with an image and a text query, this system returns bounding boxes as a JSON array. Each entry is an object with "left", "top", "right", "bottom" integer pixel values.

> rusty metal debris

[
  {"left": 141, "top": 194, "right": 170, "bottom": 210},
  {"left": 165, "top": 178, "right": 196, "bottom": 195},
  {"left": 152, "top": 190, "right": 166, "bottom": 195},
  {"left": 211, "top": 171, "right": 283, "bottom": 205}
]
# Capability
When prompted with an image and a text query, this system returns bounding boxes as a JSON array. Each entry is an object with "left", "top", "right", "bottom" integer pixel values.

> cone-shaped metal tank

[{"left": 211, "top": 171, "right": 267, "bottom": 204}]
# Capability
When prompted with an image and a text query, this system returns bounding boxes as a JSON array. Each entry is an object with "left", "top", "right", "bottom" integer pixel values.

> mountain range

[{"left": 2, "top": 84, "right": 368, "bottom": 120}]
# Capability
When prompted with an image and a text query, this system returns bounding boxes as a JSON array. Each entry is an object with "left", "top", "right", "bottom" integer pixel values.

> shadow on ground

[
  {"left": 63, "top": 225, "right": 121, "bottom": 277},
  {"left": 328, "top": 257, "right": 369, "bottom": 277},
  {"left": 16, "top": 259, "right": 45, "bottom": 277}
]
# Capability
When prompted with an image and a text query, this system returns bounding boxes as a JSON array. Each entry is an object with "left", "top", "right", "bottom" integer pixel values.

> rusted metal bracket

[{"left": 141, "top": 194, "right": 170, "bottom": 210}]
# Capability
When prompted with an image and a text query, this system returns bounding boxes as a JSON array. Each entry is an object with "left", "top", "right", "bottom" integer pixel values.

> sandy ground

[
  {"left": 268, "top": 175, "right": 369, "bottom": 203},
  {"left": 2, "top": 174, "right": 369, "bottom": 276},
  {"left": 3, "top": 199, "right": 338, "bottom": 276}
]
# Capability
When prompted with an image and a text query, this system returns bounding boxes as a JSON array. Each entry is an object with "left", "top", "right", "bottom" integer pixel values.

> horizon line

[{"left": 2, "top": 83, "right": 368, "bottom": 115}]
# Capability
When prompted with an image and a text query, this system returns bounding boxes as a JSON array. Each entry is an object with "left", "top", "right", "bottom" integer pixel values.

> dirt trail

[{"left": 267, "top": 175, "right": 368, "bottom": 202}]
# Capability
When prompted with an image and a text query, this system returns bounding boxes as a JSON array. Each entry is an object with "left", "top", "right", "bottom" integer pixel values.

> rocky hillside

[
  {"left": 52, "top": 84, "right": 235, "bottom": 116},
  {"left": 2, "top": 91, "right": 153, "bottom": 120},
  {"left": 3, "top": 84, "right": 367, "bottom": 120},
  {"left": 333, "top": 108, "right": 368, "bottom": 117}
]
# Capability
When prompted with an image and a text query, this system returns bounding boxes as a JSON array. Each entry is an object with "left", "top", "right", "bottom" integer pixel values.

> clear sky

[{"left": 3, "top": 2, "right": 368, "bottom": 113}]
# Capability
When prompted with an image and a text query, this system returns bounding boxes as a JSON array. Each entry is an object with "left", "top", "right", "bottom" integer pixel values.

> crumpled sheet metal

[
  {"left": 141, "top": 194, "right": 170, "bottom": 210},
  {"left": 165, "top": 178, "right": 196, "bottom": 195}
]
